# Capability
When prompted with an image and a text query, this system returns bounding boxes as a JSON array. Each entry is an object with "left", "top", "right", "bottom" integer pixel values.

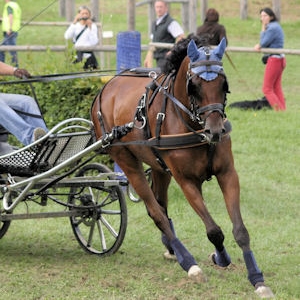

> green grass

[{"left": 0, "top": 1, "right": 299, "bottom": 299}]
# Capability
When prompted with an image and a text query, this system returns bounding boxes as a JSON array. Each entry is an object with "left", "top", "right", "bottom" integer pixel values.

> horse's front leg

[
  {"left": 113, "top": 152, "right": 205, "bottom": 282},
  {"left": 149, "top": 170, "right": 206, "bottom": 282},
  {"left": 172, "top": 177, "right": 230, "bottom": 282},
  {"left": 217, "top": 168, "right": 274, "bottom": 298}
]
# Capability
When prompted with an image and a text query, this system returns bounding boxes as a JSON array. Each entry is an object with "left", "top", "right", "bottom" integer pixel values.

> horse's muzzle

[
  {"left": 205, "top": 131, "right": 224, "bottom": 144},
  {"left": 204, "top": 114, "right": 225, "bottom": 144}
]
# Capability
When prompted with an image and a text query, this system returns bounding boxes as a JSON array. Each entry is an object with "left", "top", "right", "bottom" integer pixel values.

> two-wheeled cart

[{"left": 0, "top": 117, "right": 133, "bottom": 256}]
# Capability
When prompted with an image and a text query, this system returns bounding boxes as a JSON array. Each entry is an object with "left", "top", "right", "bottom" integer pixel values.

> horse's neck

[{"left": 172, "top": 58, "right": 189, "bottom": 104}]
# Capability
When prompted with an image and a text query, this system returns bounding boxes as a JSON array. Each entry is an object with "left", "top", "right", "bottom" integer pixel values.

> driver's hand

[{"left": 14, "top": 68, "right": 32, "bottom": 79}]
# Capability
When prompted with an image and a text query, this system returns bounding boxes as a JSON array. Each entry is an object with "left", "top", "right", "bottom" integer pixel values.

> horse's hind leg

[
  {"left": 150, "top": 170, "right": 176, "bottom": 260},
  {"left": 217, "top": 169, "right": 274, "bottom": 298}
]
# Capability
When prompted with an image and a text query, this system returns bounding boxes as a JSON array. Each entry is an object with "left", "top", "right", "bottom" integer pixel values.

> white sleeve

[
  {"left": 64, "top": 24, "right": 76, "bottom": 40},
  {"left": 168, "top": 20, "right": 184, "bottom": 38}
]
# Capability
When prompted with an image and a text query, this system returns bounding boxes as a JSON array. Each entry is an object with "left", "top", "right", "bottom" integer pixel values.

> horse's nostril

[{"left": 212, "top": 133, "right": 221, "bottom": 143}]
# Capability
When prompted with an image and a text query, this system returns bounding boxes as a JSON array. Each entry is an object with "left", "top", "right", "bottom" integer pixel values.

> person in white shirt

[{"left": 64, "top": 6, "right": 99, "bottom": 70}]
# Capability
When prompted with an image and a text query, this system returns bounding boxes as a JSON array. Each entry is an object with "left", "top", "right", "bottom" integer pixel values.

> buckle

[{"left": 156, "top": 113, "right": 165, "bottom": 120}]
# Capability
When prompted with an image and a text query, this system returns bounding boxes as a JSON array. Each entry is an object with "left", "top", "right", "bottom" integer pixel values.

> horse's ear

[
  {"left": 187, "top": 39, "right": 200, "bottom": 62},
  {"left": 213, "top": 37, "right": 227, "bottom": 59}
]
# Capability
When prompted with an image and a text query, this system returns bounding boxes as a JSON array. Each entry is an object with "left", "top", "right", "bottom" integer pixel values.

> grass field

[{"left": 0, "top": 1, "right": 299, "bottom": 299}]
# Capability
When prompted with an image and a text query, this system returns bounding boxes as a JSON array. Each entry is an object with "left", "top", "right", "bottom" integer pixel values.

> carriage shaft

[
  {"left": 33, "top": 176, "right": 127, "bottom": 189},
  {"left": 0, "top": 209, "right": 84, "bottom": 221}
]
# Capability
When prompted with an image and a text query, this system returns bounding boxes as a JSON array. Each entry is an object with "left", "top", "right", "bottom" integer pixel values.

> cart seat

[{"left": 0, "top": 119, "right": 94, "bottom": 176}]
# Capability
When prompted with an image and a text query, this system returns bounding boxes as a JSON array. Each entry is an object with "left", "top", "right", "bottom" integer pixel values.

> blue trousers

[
  {"left": 0, "top": 93, "right": 47, "bottom": 145},
  {"left": 0, "top": 32, "right": 18, "bottom": 67}
]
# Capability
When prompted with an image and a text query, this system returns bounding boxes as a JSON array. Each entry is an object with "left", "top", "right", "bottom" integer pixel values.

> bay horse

[{"left": 91, "top": 37, "right": 274, "bottom": 298}]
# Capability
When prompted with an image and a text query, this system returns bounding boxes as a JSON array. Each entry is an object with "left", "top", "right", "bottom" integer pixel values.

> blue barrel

[{"left": 116, "top": 31, "right": 141, "bottom": 73}]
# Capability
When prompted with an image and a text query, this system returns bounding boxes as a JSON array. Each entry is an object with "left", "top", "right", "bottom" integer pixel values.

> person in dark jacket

[
  {"left": 196, "top": 8, "right": 227, "bottom": 46},
  {"left": 144, "top": 0, "right": 184, "bottom": 69}
]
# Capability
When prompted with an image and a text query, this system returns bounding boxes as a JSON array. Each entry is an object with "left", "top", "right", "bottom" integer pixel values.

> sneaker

[{"left": 33, "top": 127, "right": 46, "bottom": 142}]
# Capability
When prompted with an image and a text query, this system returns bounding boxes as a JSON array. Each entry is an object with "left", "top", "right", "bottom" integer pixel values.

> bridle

[
  {"left": 147, "top": 52, "right": 229, "bottom": 132},
  {"left": 185, "top": 47, "right": 228, "bottom": 125}
]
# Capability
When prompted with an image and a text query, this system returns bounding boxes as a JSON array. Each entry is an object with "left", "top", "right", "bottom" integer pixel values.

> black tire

[
  {"left": 0, "top": 217, "right": 10, "bottom": 239},
  {"left": 0, "top": 183, "right": 12, "bottom": 239},
  {"left": 68, "top": 163, "right": 127, "bottom": 256}
]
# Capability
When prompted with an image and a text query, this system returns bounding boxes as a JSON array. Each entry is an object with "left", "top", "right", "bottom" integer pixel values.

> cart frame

[{"left": 0, "top": 117, "right": 130, "bottom": 256}]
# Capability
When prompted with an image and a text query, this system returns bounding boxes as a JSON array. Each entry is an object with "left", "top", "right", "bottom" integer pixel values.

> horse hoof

[
  {"left": 209, "top": 252, "right": 231, "bottom": 269},
  {"left": 163, "top": 250, "right": 177, "bottom": 261},
  {"left": 255, "top": 286, "right": 275, "bottom": 298},
  {"left": 209, "top": 252, "right": 217, "bottom": 263},
  {"left": 188, "top": 265, "right": 206, "bottom": 283}
]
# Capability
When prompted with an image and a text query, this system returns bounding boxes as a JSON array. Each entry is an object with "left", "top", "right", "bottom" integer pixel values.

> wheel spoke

[
  {"left": 97, "top": 219, "right": 107, "bottom": 250},
  {"left": 99, "top": 215, "right": 118, "bottom": 238},
  {"left": 87, "top": 219, "right": 95, "bottom": 247}
]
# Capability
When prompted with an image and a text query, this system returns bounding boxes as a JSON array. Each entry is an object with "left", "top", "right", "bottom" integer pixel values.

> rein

[{"left": 0, "top": 70, "right": 118, "bottom": 85}]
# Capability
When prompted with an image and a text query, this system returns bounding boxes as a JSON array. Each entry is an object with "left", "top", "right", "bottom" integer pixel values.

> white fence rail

[
  {"left": 2, "top": 21, "right": 298, "bottom": 69},
  {"left": 1, "top": 43, "right": 299, "bottom": 70}
]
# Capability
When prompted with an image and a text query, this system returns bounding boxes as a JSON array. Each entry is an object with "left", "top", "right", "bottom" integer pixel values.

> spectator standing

[
  {"left": 254, "top": 7, "right": 286, "bottom": 111},
  {"left": 64, "top": 5, "right": 99, "bottom": 70},
  {"left": 0, "top": 0, "right": 21, "bottom": 67},
  {"left": 0, "top": 61, "right": 47, "bottom": 147},
  {"left": 144, "top": 0, "right": 184, "bottom": 69},
  {"left": 196, "top": 8, "right": 227, "bottom": 46}
]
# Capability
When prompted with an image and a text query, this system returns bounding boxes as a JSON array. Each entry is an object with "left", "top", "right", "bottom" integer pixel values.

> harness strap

[
  {"left": 190, "top": 60, "right": 223, "bottom": 68},
  {"left": 151, "top": 147, "right": 171, "bottom": 174},
  {"left": 161, "top": 86, "right": 199, "bottom": 122},
  {"left": 108, "top": 121, "right": 231, "bottom": 150},
  {"left": 155, "top": 95, "right": 167, "bottom": 139},
  {"left": 196, "top": 103, "right": 225, "bottom": 115},
  {"left": 206, "top": 144, "right": 216, "bottom": 181}
]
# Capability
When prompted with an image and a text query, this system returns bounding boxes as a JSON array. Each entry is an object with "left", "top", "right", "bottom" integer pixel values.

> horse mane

[{"left": 161, "top": 34, "right": 210, "bottom": 74}]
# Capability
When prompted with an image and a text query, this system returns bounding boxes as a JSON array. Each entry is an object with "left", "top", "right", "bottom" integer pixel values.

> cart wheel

[
  {"left": 68, "top": 163, "right": 127, "bottom": 256},
  {"left": 0, "top": 189, "right": 12, "bottom": 239},
  {"left": 127, "top": 168, "right": 152, "bottom": 203},
  {"left": 0, "top": 216, "right": 10, "bottom": 239}
]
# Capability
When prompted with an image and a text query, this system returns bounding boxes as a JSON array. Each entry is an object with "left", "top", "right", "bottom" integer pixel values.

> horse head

[{"left": 187, "top": 37, "right": 229, "bottom": 143}]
